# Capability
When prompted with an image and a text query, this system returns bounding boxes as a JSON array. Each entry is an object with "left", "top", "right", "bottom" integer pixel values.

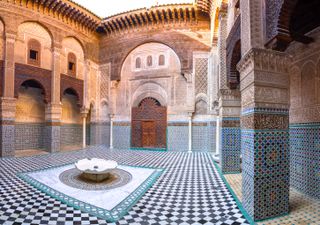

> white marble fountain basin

[{"left": 75, "top": 158, "right": 118, "bottom": 174}]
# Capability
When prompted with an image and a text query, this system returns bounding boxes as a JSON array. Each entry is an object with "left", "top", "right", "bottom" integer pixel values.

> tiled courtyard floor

[
  {"left": 0, "top": 146, "right": 251, "bottom": 225},
  {"left": 224, "top": 173, "right": 320, "bottom": 225}
]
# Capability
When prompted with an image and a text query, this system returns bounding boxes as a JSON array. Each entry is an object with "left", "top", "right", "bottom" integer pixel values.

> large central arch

[{"left": 131, "top": 97, "right": 167, "bottom": 149}]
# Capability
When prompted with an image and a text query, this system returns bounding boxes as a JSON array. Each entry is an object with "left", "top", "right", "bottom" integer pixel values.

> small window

[
  {"left": 27, "top": 39, "right": 41, "bottom": 66},
  {"left": 29, "top": 50, "right": 38, "bottom": 60},
  {"left": 147, "top": 55, "right": 153, "bottom": 67},
  {"left": 68, "top": 62, "right": 75, "bottom": 71},
  {"left": 135, "top": 57, "right": 141, "bottom": 69},
  {"left": 68, "top": 52, "right": 77, "bottom": 76},
  {"left": 159, "top": 54, "right": 165, "bottom": 66}
]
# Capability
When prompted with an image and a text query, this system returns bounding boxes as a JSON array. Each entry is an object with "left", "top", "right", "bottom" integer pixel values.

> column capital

[
  {"left": 187, "top": 112, "right": 193, "bottom": 118},
  {"left": 80, "top": 107, "right": 89, "bottom": 117},
  {"left": 237, "top": 48, "right": 291, "bottom": 76},
  {"left": 238, "top": 48, "right": 291, "bottom": 110}
]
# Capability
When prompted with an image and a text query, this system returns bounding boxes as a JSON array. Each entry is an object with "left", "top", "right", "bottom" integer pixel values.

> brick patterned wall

[
  {"left": 15, "top": 123, "right": 45, "bottom": 150},
  {"left": 290, "top": 124, "right": 320, "bottom": 199},
  {"left": 60, "top": 124, "right": 82, "bottom": 147}
]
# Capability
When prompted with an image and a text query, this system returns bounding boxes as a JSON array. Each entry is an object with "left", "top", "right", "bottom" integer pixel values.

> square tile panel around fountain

[{"left": 17, "top": 162, "right": 163, "bottom": 223}]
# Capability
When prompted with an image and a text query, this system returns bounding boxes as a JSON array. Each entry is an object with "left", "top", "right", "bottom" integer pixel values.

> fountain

[{"left": 75, "top": 158, "right": 118, "bottom": 182}]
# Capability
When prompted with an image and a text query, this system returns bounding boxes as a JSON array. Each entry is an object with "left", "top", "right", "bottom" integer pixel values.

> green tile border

[
  {"left": 17, "top": 163, "right": 164, "bottom": 223},
  {"left": 209, "top": 155, "right": 256, "bottom": 225}
]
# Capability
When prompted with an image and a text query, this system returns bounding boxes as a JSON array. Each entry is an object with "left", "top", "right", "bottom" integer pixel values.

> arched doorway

[{"left": 131, "top": 97, "right": 167, "bottom": 149}]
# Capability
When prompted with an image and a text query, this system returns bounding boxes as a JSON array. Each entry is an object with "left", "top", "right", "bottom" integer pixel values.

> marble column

[
  {"left": 215, "top": 115, "right": 220, "bottom": 155},
  {"left": 109, "top": 114, "right": 114, "bottom": 149},
  {"left": 81, "top": 110, "right": 88, "bottom": 148},
  {"left": 0, "top": 33, "right": 17, "bottom": 157},
  {"left": 45, "top": 104, "right": 61, "bottom": 153},
  {"left": 238, "top": 48, "right": 290, "bottom": 221},
  {"left": 188, "top": 113, "right": 193, "bottom": 153}
]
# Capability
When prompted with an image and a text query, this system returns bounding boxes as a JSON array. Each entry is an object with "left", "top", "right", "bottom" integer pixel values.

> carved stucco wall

[
  {"left": 194, "top": 55, "right": 209, "bottom": 115},
  {"left": 61, "top": 37, "right": 85, "bottom": 80},
  {"left": 113, "top": 42, "right": 187, "bottom": 121},
  {"left": 61, "top": 93, "right": 81, "bottom": 124},
  {"left": 16, "top": 87, "right": 45, "bottom": 123},
  {"left": 15, "top": 22, "right": 52, "bottom": 70},
  {"left": 288, "top": 27, "right": 320, "bottom": 124}
]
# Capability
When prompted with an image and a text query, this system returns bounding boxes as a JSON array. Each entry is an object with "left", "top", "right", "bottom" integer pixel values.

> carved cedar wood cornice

[
  {"left": 98, "top": 4, "right": 210, "bottom": 36},
  {"left": 2, "top": 0, "right": 100, "bottom": 32}
]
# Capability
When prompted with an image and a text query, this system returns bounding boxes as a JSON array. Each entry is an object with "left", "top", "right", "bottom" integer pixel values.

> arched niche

[
  {"left": 15, "top": 22, "right": 53, "bottom": 69},
  {"left": 121, "top": 42, "right": 181, "bottom": 78},
  {"left": 61, "top": 37, "right": 85, "bottom": 79},
  {"left": 15, "top": 80, "right": 46, "bottom": 151}
]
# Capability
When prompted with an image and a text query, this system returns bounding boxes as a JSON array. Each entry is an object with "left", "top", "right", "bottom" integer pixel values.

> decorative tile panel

[
  {"left": 113, "top": 125, "right": 131, "bottom": 149},
  {"left": 290, "top": 123, "right": 320, "bottom": 200},
  {"left": 15, "top": 123, "right": 45, "bottom": 151},
  {"left": 220, "top": 117, "right": 241, "bottom": 173},
  {"left": 167, "top": 123, "right": 188, "bottom": 151},
  {"left": 241, "top": 108, "right": 290, "bottom": 221}
]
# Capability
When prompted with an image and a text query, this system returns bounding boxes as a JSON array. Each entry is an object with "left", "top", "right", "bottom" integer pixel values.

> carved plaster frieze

[
  {"left": 241, "top": 113, "right": 289, "bottom": 130},
  {"left": 237, "top": 48, "right": 291, "bottom": 76},
  {"left": 290, "top": 106, "right": 320, "bottom": 124}
]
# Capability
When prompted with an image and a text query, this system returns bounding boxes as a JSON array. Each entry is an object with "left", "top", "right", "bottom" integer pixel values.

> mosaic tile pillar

[
  {"left": 220, "top": 117, "right": 241, "bottom": 173},
  {"left": 238, "top": 48, "right": 291, "bottom": 221},
  {"left": 218, "top": 89, "right": 241, "bottom": 173},
  {"left": 45, "top": 104, "right": 61, "bottom": 153},
  {"left": 0, "top": 98, "right": 16, "bottom": 157}
]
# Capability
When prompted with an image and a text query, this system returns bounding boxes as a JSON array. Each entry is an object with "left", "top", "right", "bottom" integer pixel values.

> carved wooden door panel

[
  {"left": 142, "top": 121, "right": 156, "bottom": 147},
  {"left": 131, "top": 97, "right": 167, "bottom": 149}
]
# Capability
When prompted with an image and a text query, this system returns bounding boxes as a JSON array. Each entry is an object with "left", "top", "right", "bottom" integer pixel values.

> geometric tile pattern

[
  {"left": 220, "top": 118, "right": 241, "bottom": 174},
  {"left": 15, "top": 123, "right": 45, "bottom": 151},
  {"left": 44, "top": 125, "right": 61, "bottom": 153},
  {"left": 241, "top": 109, "right": 290, "bottom": 221},
  {"left": 192, "top": 123, "right": 216, "bottom": 152},
  {"left": 225, "top": 173, "right": 320, "bottom": 225},
  {"left": 167, "top": 124, "right": 189, "bottom": 151},
  {"left": 290, "top": 123, "right": 320, "bottom": 200},
  {"left": 99, "top": 123, "right": 110, "bottom": 146},
  {"left": 195, "top": 58, "right": 208, "bottom": 95},
  {"left": 113, "top": 125, "right": 131, "bottom": 149},
  {"left": 0, "top": 124, "right": 15, "bottom": 157},
  {"left": 60, "top": 124, "right": 82, "bottom": 147},
  {"left": 113, "top": 122, "right": 216, "bottom": 152},
  {"left": 0, "top": 146, "right": 250, "bottom": 225}
]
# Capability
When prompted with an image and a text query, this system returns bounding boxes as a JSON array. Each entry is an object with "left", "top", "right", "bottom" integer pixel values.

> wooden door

[
  {"left": 142, "top": 121, "right": 156, "bottom": 147},
  {"left": 131, "top": 97, "right": 167, "bottom": 149}
]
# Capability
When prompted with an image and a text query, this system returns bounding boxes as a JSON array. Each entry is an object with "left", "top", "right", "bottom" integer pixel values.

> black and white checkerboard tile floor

[{"left": 0, "top": 146, "right": 250, "bottom": 225}]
